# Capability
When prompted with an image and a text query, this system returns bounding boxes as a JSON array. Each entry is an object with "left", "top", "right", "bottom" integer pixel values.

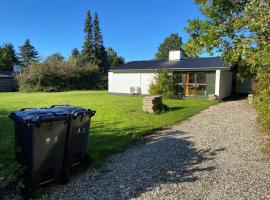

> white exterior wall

[
  {"left": 108, "top": 71, "right": 156, "bottom": 94},
  {"left": 215, "top": 70, "right": 232, "bottom": 99},
  {"left": 215, "top": 70, "right": 221, "bottom": 97}
]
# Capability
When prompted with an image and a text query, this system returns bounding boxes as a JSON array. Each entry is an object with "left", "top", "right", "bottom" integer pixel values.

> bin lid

[
  {"left": 49, "top": 105, "right": 95, "bottom": 118},
  {"left": 10, "top": 108, "right": 67, "bottom": 124}
]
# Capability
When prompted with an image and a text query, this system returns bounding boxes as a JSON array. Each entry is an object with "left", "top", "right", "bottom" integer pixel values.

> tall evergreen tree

[
  {"left": 93, "top": 12, "right": 108, "bottom": 73},
  {"left": 19, "top": 39, "right": 39, "bottom": 67},
  {"left": 81, "top": 10, "right": 94, "bottom": 64},
  {"left": 0, "top": 43, "right": 18, "bottom": 71}
]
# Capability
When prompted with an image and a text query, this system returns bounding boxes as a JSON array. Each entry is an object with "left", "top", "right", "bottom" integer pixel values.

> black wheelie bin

[
  {"left": 50, "top": 105, "right": 96, "bottom": 181},
  {"left": 9, "top": 108, "right": 69, "bottom": 197}
]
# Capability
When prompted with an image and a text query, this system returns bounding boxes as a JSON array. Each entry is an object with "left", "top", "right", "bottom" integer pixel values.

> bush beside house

[{"left": 149, "top": 70, "right": 176, "bottom": 98}]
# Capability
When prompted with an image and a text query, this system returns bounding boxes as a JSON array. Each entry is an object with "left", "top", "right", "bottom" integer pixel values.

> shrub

[
  {"left": 149, "top": 70, "right": 176, "bottom": 98},
  {"left": 17, "top": 61, "right": 104, "bottom": 92},
  {"left": 254, "top": 72, "right": 270, "bottom": 132}
]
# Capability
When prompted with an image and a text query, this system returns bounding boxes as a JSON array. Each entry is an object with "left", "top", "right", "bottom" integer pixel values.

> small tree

[
  {"left": 107, "top": 47, "right": 125, "bottom": 68},
  {"left": 155, "top": 34, "right": 183, "bottom": 60},
  {"left": 44, "top": 53, "right": 64, "bottom": 65},
  {"left": 71, "top": 48, "right": 80, "bottom": 59},
  {"left": 149, "top": 70, "right": 175, "bottom": 98},
  {"left": 19, "top": 39, "right": 39, "bottom": 67}
]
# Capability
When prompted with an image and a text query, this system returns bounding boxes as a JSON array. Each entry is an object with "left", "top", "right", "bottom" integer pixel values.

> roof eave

[{"left": 109, "top": 67, "right": 230, "bottom": 72}]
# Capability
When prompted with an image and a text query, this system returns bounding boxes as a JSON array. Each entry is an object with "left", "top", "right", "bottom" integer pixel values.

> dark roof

[
  {"left": 0, "top": 70, "right": 14, "bottom": 77},
  {"left": 110, "top": 57, "right": 229, "bottom": 71}
]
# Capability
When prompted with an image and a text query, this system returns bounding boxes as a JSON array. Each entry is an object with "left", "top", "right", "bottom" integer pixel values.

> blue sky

[{"left": 0, "top": 0, "right": 205, "bottom": 61}]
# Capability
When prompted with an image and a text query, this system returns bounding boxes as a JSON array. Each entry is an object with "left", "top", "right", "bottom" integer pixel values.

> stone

[
  {"left": 143, "top": 96, "right": 163, "bottom": 113},
  {"left": 208, "top": 94, "right": 218, "bottom": 101}
]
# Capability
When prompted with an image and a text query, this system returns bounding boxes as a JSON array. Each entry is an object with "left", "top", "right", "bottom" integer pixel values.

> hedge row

[{"left": 17, "top": 61, "right": 106, "bottom": 92}]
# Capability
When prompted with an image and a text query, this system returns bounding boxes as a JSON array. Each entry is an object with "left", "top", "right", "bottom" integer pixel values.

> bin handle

[
  {"left": 20, "top": 108, "right": 34, "bottom": 111},
  {"left": 50, "top": 105, "right": 70, "bottom": 108},
  {"left": 88, "top": 110, "right": 96, "bottom": 117},
  {"left": 20, "top": 107, "right": 47, "bottom": 111}
]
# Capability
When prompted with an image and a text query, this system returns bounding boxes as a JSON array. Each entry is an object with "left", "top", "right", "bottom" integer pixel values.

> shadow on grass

[
  {"left": 89, "top": 121, "right": 154, "bottom": 165},
  {"left": 168, "top": 106, "right": 186, "bottom": 112},
  {"left": 0, "top": 109, "right": 15, "bottom": 162}
]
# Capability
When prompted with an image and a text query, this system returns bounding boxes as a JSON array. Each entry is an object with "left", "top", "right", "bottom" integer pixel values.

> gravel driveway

[{"left": 40, "top": 100, "right": 270, "bottom": 200}]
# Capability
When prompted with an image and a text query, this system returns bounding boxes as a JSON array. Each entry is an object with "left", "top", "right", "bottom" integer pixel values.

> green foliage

[
  {"left": 17, "top": 58, "right": 102, "bottom": 92},
  {"left": 185, "top": 0, "right": 270, "bottom": 150},
  {"left": 71, "top": 48, "right": 80, "bottom": 59},
  {"left": 107, "top": 47, "right": 125, "bottom": 68},
  {"left": 93, "top": 13, "right": 108, "bottom": 74},
  {"left": 81, "top": 10, "right": 95, "bottom": 64},
  {"left": 255, "top": 72, "right": 270, "bottom": 132},
  {"left": 19, "top": 39, "right": 39, "bottom": 67},
  {"left": 184, "top": 0, "right": 270, "bottom": 75},
  {"left": 155, "top": 33, "right": 183, "bottom": 60},
  {"left": 44, "top": 53, "right": 64, "bottom": 65},
  {"left": 80, "top": 10, "right": 109, "bottom": 74},
  {"left": 149, "top": 70, "right": 176, "bottom": 98},
  {"left": 0, "top": 43, "right": 18, "bottom": 71}
]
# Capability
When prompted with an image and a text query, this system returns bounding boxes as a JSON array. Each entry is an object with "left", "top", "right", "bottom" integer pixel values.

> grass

[{"left": 0, "top": 91, "right": 217, "bottom": 167}]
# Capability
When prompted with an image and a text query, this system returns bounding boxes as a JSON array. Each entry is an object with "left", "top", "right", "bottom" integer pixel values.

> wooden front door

[{"left": 185, "top": 73, "right": 189, "bottom": 96}]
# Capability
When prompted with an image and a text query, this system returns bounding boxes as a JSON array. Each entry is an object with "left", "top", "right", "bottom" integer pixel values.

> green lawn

[{"left": 0, "top": 91, "right": 217, "bottom": 166}]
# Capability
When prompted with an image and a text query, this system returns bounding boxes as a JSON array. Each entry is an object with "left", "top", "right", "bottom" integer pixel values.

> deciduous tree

[
  {"left": 107, "top": 47, "right": 125, "bottom": 68},
  {"left": 44, "top": 53, "right": 64, "bottom": 65},
  {"left": 184, "top": 0, "right": 270, "bottom": 133},
  {"left": 184, "top": 0, "right": 270, "bottom": 77},
  {"left": 155, "top": 34, "right": 183, "bottom": 60}
]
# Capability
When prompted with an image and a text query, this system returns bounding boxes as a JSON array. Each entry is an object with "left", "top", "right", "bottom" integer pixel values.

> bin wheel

[
  {"left": 19, "top": 179, "right": 32, "bottom": 200},
  {"left": 60, "top": 164, "right": 70, "bottom": 184},
  {"left": 83, "top": 154, "right": 92, "bottom": 168}
]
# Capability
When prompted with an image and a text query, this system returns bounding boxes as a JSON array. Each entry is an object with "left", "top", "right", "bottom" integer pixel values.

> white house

[{"left": 108, "top": 50, "right": 251, "bottom": 99}]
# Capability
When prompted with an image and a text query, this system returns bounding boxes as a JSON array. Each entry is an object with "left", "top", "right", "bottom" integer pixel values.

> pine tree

[
  {"left": 93, "top": 12, "right": 108, "bottom": 74},
  {"left": 0, "top": 43, "right": 18, "bottom": 71},
  {"left": 19, "top": 39, "right": 39, "bottom": 67},
  {"left": 71, "top": 48, "right": 80, "bottom": 58},
  {"left": 81, "top": 10, "right": 94, "bottom": 64}
]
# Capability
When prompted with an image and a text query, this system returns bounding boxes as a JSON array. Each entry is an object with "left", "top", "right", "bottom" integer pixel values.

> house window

[
  {"left": 173, "top": 72, "right": 184, "bottom": 97},
  {"left": 185, "top": 72, "right": 207, "bottom": 96},
  {"left": 173, "top": 72, "right": 212, "bottom": 97}
]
